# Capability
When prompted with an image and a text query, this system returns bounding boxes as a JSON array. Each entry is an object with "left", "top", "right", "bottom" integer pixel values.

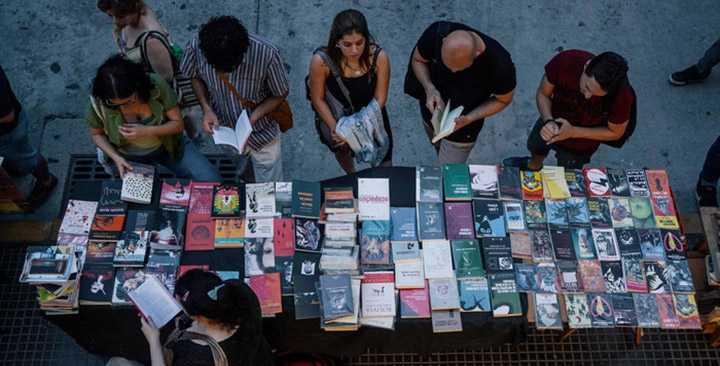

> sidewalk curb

[{"left": 0, "top": 220, "right": 60, "bottom": 244}]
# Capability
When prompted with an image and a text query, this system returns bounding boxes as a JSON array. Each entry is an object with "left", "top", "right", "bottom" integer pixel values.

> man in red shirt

[{"left": 504, "top": 50, "right": 632, "bottom": 170}]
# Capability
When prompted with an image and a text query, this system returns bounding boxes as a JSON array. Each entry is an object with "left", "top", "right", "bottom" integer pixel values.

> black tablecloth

[{"left": 43, "top": 167, "right": 528, "bottom": 363}]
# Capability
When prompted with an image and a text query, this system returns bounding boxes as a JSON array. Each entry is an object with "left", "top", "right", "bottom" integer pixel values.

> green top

[
  {"left": 117, "top": 115, "right": 163, "bottom": 157},
  {"left": 85, "top": 73, "right": 184, "bottom": 162}
]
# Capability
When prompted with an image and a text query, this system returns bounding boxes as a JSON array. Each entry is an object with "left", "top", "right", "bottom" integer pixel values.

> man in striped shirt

[{"left": 180, "top": 16, "right": 289, "bottom": 182}]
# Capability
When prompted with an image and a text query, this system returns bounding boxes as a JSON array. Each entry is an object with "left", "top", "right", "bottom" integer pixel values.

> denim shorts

[{"left": 0, "top": 110, "right": 40, "bottom": 175}]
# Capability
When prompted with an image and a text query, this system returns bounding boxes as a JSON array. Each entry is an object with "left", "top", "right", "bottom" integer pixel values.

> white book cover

[
  {"left": 59, "top": 200, "right": 98, "bottom": 235},
  {"left": 468, "top": 164, "right": 499, "bottom": 198},
  {"left": 246, "top": 182, "right": 276, "bottom": 218},
  {"left": 428, "top": 278, "right": 461, "bottom": 310},
  {"left": 431, "top": 309, "right": 463, "bottom": 333},
  {"left": 358, "top": 178, "right": 390, "bottom": 221},
  {"left": 361, "top": 271, "right": 395, "bottom": 317},
  {"left": 395, "top": 261, "right": 425, "bottom": 289},
  {"left": 422, "top": 241, "right": 454, "bottom": 279},
  {"left": 244, "top": 218, "right": 274, "bottom": 238},
  {"left": 121, "top": 163, "right": 155, "bottom": 204},
  {"left": 212, "top": 109, "right": 252, "bottom": 151},
  {"left": 360, "top": 313, "right": 395, "bottom": 329},
  {"left": 592, "top": 228, "right": 620, "bottom": 261},
  {"left": 127, "top": 275, "right": 182, "bottom": 328},
  {"left": 325, "top": 222, "right": 356, "bottom": 239}
]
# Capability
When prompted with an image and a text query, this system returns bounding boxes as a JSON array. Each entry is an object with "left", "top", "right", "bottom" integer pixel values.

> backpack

[
  {"left": 600, "top": 84, "right": 637, "bottom": 149},
  {"left": 138, "top": 30, "right": 199, "bottom": 108}
]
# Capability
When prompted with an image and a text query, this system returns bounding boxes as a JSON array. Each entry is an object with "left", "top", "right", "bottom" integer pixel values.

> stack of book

[{"left": 20, "top": 245, "right": 83, "bottom": 315}]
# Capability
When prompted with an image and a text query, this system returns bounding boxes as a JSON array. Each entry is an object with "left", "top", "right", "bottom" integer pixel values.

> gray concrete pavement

[{"left": 1, "top": 0, "right": 719, "bottom": 221}]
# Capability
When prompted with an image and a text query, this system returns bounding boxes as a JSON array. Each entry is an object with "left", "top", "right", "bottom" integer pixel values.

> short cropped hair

[{"left": 585, "top": 52, "right": 629, "bottom": 94}]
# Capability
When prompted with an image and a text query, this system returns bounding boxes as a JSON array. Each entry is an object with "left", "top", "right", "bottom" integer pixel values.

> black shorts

[{"left": 526, "top": 117, "right": 594, "bottom": 169}]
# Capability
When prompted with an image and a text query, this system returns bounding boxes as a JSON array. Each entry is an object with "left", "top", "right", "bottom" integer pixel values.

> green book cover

[
  {"left": 442, "top": 164, "right": 471, "bottom": 201},
  {"left": 291, "top": 180, "right": 321, "bottom": 219},
  {"left": 489, "top": 272, "right": 522, "bottom": 317},
  {"left": 450, "top": 240, "right": 485, "bottom": 279}
]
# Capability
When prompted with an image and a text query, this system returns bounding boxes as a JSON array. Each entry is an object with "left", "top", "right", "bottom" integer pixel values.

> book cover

[
  {"left": 509, "top": 231, "right": 532, "bottom": 259},
  {"left": 293, "top": 291, "right": 321, "bottom": 320},
  {"left": 127, "top": 275, "right": 182, "bottom": 328},
  {"left": 615, "top": 228, "right": 642, "bottom": 258},
  {"left": 428, "top": 278, "right": 461, "bottom": 310},
  {"left": 629, "top": 197, "right": 656, "bottom": 229},
  {"left": 358, "top": 178, "right": 390, "bottom": 221},
  {"left": 274, "top": 255, "right": 294, "bottom": 296},
  {"left": 583, "top": 167, "right": 610, "bottom": 197},
  {"left": 125, "top": 210, "right": 155, "bottom": 234},
  {"left": 273, "top": 218, "right": 294, "bottom": 256},
  {"left": 488, "top": 272, "right": 522, "bottom": 317},
  {"left": 416, "top": 166, "right": 443, "bottom": 202},
  {"left": 656, "top": 293, "right": 680, "bottom": 329},
  {"left": 497, "top": 165, "right": 522, "bottom": 200},
  {"left": 391, "top": 242, "right": 421, "bottom": 263},
  {"left": 592, "top": 228, "right": 620, "bottom": 261},
  {"left": 534, "top": 293, "right": 563, "bottom": 329},
  {"left": 662, "top": 229, "right": 685, "bottom": 261},
  {"left": 250, "top": 273, "right": 283, "bottom": 315},
  {"left": 78, "top": 263, "right": 115, "bottom": 305},
  {"left": 185, "top": 213, "right": 215, "bottom": 251},
  {"left": 588, "top": 293, "right": 615, "bottom": 327},
  {"left": 394, "top": 260, "right": 425, "bottom": 289},
  {"left": 523, "top": 200, "right": 547, "bottom": 230},
  {"left": 606, "top": 167, "right": 631, "bottom": 197},
  {"left": 292, "top": 252, "right": 321, "bottom": 292},
  {"left": 147, "top": 248, "right": 181, "bottom": 267},
  {"left": 214, "top": 218, "right": 245, "bottom": 247},
  {"left": 504, "top": 201, "right": 526, "bottom": 231},
  {"left": 244, "top": 237, "right": 275, "bottom": 276},
  {"left": 89, "top": 214, "right": 126, "bottom": 241},
  {"left": 211, "top": 184, "right": 242, "bottom": 218},
  {"left": 601, "top": 260, "right": 627, "bottom": 293},
  {"left": 468, "top": 164, "right": 499, "bottom": 199},
  {"left": 458, "top": 278, "right": 491, "bottom": 312},
  {"left": 144, "top": 265, "right": 179, "bottom": 295},
  {"left": 246, "top": 182, "right": 275, "bottom": 218},
  {"left": 324, "top": 221, "right": 355, "bottom": 239},
  {"left": 673, "top": 294, "right": 701, "bottom": 329},
  {"left": 587, "top": 197, "right": 612, "bottom": 228},
  {"left": 188, "top": 182, "right": 219, "bottom": 214},
  {"left": 537, "top": 262, "right": 559, "bottom": 293},
  {"left": 545, "top": 199, "right": 568, "bottom": 229},
  {"left": 112, "top": 267, "right": 147, "bottom": 305},
  {"left": 667, "top": 259, "right": 695, "bottom": 293},
  {"left": 564, "top": 169, "right": 588, "bottom": 197},
  {"left": 444, "top": 202, "right": 475, "bottom": 240},
  {"left": 609, "top": 198, "right": 634, "bottom": 229},
  {"left": 86, "top": 241, "right": 117, "bottom": 264},
  {"left": 416, "top": 202, "right": 446, "bottom": 241},
  {"left": 390, "top": 207, "right": 417, "bottom": 242},
  {"left": 515, "top": 263, "right": 540, "bottom": 292},
  {"left": 245, "top": 217, "right": 274, "bottom": 238},
  {"left": 451, "top": 239, "right": 484, "bottom": 279},
  {"left": 360, "top": 271, "right": 395, "bottom": 317},
  {"left": 56, "top": 233, "right": 89, "bottom": 246},
  {"left": 59, "top": 200, "right": 98, "bottom": 235},
  {"left": 626, "top": 169, "right": 651, "bottom": 198},
  {"left": 645, "top": 260, "right": 671, "bottom": 294},
  {"left": 530, "top": 230, "right": 554, "bottom": 262},
  {"left": 431, "top": 309, "right": 463, "bottom": 332},
  {"left": 612, "top": 293, "right": 638, "bottom": 327},
  {"left": 442, "top": 164, "right": 471, "bottom": 201},
  {"left": 360, "top": 220, "right": 391, "bottom": 265},
  {"left": 557, "top": 260, "right": 583, "bottom": 293},
  {"left": 324, "top": 187, "right": 355, "bottom": 213},
  {"left": 422, "top": 240, "right": 454, "bottom": 279},
  {"left": 571, "top": 228, "right": 597, "bottom": 260},
  {"left": 565, "top": 294, "right": 592, "bottom": 328},
  {"left": 542, "top": 166, "right": 571, "bottom": 200},
  {"left": 150, "top": 206, "right": 185, "bottom": 249},
  {"left": 400, "top": 286, "right": 431, "bottom": 318},
  {"left": 275, "top": 182, "right": 293, "bottom": 218},
  {"left": 319, "top": 274, "right": 353, "bottom": 319},
  {"left": 159, "top": 179, "right": 191, "bottom": 207},
  {"left": 121, "top": 162, "right": 155, "bottom": 204},
  {"left": 472, "top": 199, "right": 506, "bottom": 237},
  {"left": 178, "top": 265, "right": 209, "bottom": 279},
  {"left": 550, "top": 229, "right": 576, "bottom": 261},
  {"left": 98, "top": 180, "right": 127, "bottom": 215},
  {"left": 646, "top": 170, "right": 679, "bottom": 229},
  {"left": 521, "top": 170, "right": 543, "bottom": 200},
  {"left": 291, "top": 180, "right": 321, "bottom": 219},
  {"left": 566, "top": 197, "right": 590, "bottom": 228},
  {"left": 578, "top": 259, "right": 605, "bottom": 292},
  {"left": 623, "top": 257, "right": 648, "bottom": 292},
  {"left": 113, "top": 232, "right": 148, "bottom": 267},
  {"left": 482, "top": 237, "right": 514, "bottom": 273},
  {"left": 634, "top": 293, "right": 661, "bottom": 328}
]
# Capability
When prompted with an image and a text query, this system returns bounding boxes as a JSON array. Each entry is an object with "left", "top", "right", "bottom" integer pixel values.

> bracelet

[{"left": 544, "top": 118, "right": 556, "bottom": 124}]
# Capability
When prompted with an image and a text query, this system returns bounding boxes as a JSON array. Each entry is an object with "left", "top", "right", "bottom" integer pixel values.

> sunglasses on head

[{"left": 104, "top": 93, "right": 136, "bottom": 109}]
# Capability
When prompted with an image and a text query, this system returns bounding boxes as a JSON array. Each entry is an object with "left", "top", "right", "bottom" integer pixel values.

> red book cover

[
  {"left": 160, "top": 179, "right": 192, "bottom": 206},
  {"left": 583, "top": 168, "right": 610, "bottom": 197},
  {"left": 178, "top": 265, "right": 209, "bottom": 278},
  {"left": 645, "top": 170, "right": 679, "bottom": 229},
  {"left": 249, "top": 272, "right": 282, "bottom": 314},
  {"left": 400, "top": 285, "right": 431, "bottom": 318},
  {"left": 185, "top": 213, "right": 215, "bottom": 251},
  {"left": 90, "top": 214, "right": 126, "bottom": 240},
  {"left": 188, "top": 182, "right": 220, "bottom": 214},
  {"left": 673, "top": 294, "right": 701, "bottom": 329},
  {"left": 578, "top": 260, "right": 605, "bottom": 292},
  {"left": 521, "top": 171, "right": 543, "bottom": 200},
  {"left": 274, "top": 218, "right": 295, "bottom": 256},
  {"left": 656, "top": 294, "right": 679, "bottom": 329}
]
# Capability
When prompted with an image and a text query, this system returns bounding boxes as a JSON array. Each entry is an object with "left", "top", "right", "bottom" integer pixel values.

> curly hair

[
  {"left": 96, "top": 0, "right": 145, "bottom": 17},
  {"left": 198, "top": 16, "right": 250, "bottom": 73},
  {"left": 92, "top": 54, "right": 154, "bottom": 103}
]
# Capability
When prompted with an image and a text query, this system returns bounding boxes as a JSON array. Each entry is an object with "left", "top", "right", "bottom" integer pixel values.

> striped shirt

[{"left": 180, "top": 33, "right": 290, "bottom": 150}]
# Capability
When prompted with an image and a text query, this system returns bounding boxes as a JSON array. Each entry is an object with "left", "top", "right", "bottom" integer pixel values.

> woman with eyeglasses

[{"left": 86, "top": 55, "right": 221, "bottom": 182}]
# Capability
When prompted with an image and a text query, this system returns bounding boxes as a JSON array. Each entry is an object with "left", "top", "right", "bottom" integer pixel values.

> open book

[
  {"left": 127, "top": 274, "right": 182, "bottom": 328},
  {"left": 212, "top": 109, "right": 252, "bottom": 151},
  {"left": 430, "top": 100, "right": 464, "bottom": 143}
]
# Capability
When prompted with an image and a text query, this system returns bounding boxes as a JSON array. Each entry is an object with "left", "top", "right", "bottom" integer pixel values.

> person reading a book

[
  {"left": 406, "top": 21, "right": 516, "bottom": 164},
  {"left": 86, "top": 55, "right": 222, "bottom": 182},
  {"left": 308, "top": 9, "right": 393, "bottom": 173},
  {"left": 503, "top": 50, "right": 632, "bottom": 170}
]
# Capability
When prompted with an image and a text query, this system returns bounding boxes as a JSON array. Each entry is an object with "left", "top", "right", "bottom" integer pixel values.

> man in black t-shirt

[
  {"left": 0, "top": 64, "right": 57, "bottom": 210},
  {"left": 407, "top": 21, "right": 516, "bottom": 164}
]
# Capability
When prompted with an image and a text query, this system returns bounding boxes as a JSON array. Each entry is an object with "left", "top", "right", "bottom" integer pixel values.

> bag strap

[
  {"left": 368, "top": 45, "right": 382, "bottom": 85},
  {"left": 90, "top": 97, "right": 106, "bottom": 126},
  {"left": 216, "top": 71, "right": 257, "bottom": 109},
  {"left": 138, "top": 30, "right": 177, "bottom": 72},
  {"left": 163, "top": 317, "right": 229, "bottom": 366},
  {"left": 315, "top": 48, "right": 354, "bottom": 111}
]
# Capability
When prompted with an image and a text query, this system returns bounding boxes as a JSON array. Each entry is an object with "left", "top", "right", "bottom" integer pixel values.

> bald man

[{"left": 407, "top": 21, "right": 516, "bottom": 165}]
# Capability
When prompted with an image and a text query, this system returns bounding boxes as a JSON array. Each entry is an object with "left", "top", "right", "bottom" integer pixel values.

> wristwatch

[{"left": 544, "top": 118, "right": 556, "bottom": 124}]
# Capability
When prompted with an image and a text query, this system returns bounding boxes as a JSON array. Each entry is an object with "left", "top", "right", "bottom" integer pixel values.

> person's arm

[
  {"left": 140, "top": 316, "right": 166, "bottom": 366},
  {"left": 251, "top": 50, "right": 290, "bottom": 126},
  {"left": 190, "top": 77, "right": 220, "bottom": 136},
  {"left": 117, "top": 105, "right": 184, "bottom": 139},
  {"left": 546, "top": 118, "right": 628, "bottom": 144},
  {"left": 411, "top": 46, "right": 442, "bottom": 112},
  {"left": 453, "top": 88, "right": 515, "bottom": 131},
  {"left": 145, "top": 38, "right": 175, "bottom": 84},
  {"left": 248, "top": 90, "right": 288, "bottom": 126},
  {"left": 308, "top": 53, "right": 345, "bottom": 145},
  {"left": 373, "top": 49, "right": 390, "bottom": 109},
  {"left": 536, "top": 74, "right": 561, "bottom": 141},
  {"left": 89, "top": 127, "right": 133, "bottom": 178},
  {"left": 0, "top": 108, "right": 13, "bottom": 123}
]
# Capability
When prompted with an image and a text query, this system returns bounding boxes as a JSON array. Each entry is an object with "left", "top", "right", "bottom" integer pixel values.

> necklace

[{"left": 343, "top": 59, "right": 362, "bottom": 76}]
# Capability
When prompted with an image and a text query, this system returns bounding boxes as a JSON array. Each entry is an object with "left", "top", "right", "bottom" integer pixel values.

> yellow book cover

[{"left": 542, "top": 166, "right": 571, "bottom": 200}]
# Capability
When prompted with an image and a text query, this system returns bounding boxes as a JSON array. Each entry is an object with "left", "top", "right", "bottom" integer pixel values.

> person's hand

[
  {"left": 201, "top": 110, "right": 220, "bottom": 136},
  {"left": 331, "top": 130, "right": 347, "bottom": 146},
  {"left": 112, "top": 156, "right": 133, "bottom": 179},
  {"left": 425, "top": 86, "right": 442, "bottom": 113},
  {"left": 118, "top": 123, "right": 149, "bottom": 140},
  {"left": 540, "top": 121, "right": 560, "bottom": 142},
  {"left": 139, "top": 314, "right": 160, "bottom": 342},
  {"left": 453, "top": 115, "right": 473, "bottom": 132},
  {"left": 546, "top": 118, "right": 575, "bottom": 144}
]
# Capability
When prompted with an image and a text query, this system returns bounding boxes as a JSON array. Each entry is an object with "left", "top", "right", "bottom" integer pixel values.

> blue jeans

[
  {"left": 0, "top": 110, "right": 39, "bottom": 176},
  {"left": 696, "top": 38, "right": 720, "bottom": 74},
  {"left": 700, "top": 134, "right": 720, "bottom": 186}
]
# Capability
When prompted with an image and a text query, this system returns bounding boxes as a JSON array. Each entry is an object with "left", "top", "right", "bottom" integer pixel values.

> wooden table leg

[
  {"left": 633, "top": 327, "right": 643, "bottom": 345},
  {"left": 560, "top": 328, "right": 578, "bottom": 341}
]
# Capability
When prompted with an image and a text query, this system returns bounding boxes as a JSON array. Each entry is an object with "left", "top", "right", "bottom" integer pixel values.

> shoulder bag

[
  {"left": 138, "top": 30, "right": 199, "bottom": 108},
  {"left": 217, "top": 72, "right": 294, "bottom": 133}
]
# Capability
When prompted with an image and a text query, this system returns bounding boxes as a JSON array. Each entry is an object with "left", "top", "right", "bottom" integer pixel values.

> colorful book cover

[
  {"left": 623, "top": 257, "right": 647, "bottom": 292},
  {"left": 601, "top": 260, "right": 627, "bottom": 293},
  {"left": 564, "top": 169, "right": 587, "bottom": 197},
  {"left": 360, "top": 220, "right": 391, "bottom": 265},
  {"left": 121, "top": 162, "right": 155, "bottom": 204},
  {"left": 390, "top": 207, "right": 417, "bottom": 242},
  {"left": 391, "top": 242, "right": 421, "bottom": 263},
  {"left": 274, "top": 255, "right": 294, "bottom": 296},
  {"left": 497, "top": 165, "right": 522, "bottom": 201},
  {"left": 612, "top": 293, "right": 638, "bottom": 327},
  {"left": 541, "top": 166, "right": 571, "bottom": 199},
  {"left": 566, "top": 197, "right": 590, "bottom": 228},
  {"left": 524, "top": 200, "right": 547, "bottom": 230},
  {"left": 59, "top": 200, "right": 98, "bottom": 235},
  {"left": 185, "top": 213, "right": 215, "bottom": 251},
  {"left": 645, "top": 170, "right": 679, "bottom": 229},
  {"left": 565, "top": 294, "right": 592, "bottom": 328},
  {"left": 400, "top": 286, "right": 431, "bottom": 318},
  {"left": 587, "top": 197, "right": 612, "bottom": 228},
  {"left": 360, "top": 271, "right": 395, "bottom": 317},
  {"left": 86, "top": 241, "right": 117, "bottom": 264},
  {"left": 159, "top": 179, "right": 191, "bottom": 207},
  {"left": 358, "top": 178, "right": 390, "bottom": 221},
  {"left": 472, "top": 199, "right": 506, "bottom": 237},
  {"left": 416, "top": 166, "right": 443, "bottom": 203},
  {"left": 545, "top": 199, "right": 568, "bottom": 229},
  {"left": 557, "top": 260, "right": 583, "bottom": 293},
  {"left": 431, "top": 309, "right": 463, "bottom": 332},
  {"left": 615, "top": 228, "right": 642, "bottom": 258},
  {"left": 244, "top": 237, "right": 275, "bottom": 277},
  {"left": 147, "top": 248, "right": 182, "bottom": 267},
  {"left": 503, "top": 201, "right": 526, "bottom": 231},
  {"left": 673, "top": 294, "right": 701, "bottom": 329},
  {"left": 482, "top": 237, "right": 513, "bottom": 273},
  {"left": 458, "top": 278, "right": 491, "bottom": 312},
  {"left": 98, "top": 180, "right": 127, "bottom": 215},
  {"left": 113, "top": 232, "right": 148, "bottom": 267},
  {"left": 294, "top": 218, "right": 322, "bottom": 252},
  {"left": 416, "top": 202, "right": 446, "bottom": 241},
  {"left": 211, "top": 184, "right": 242, "bottom": 218},
  {"left": 324, "top": 187, "right": 355, "bottom": 213},
  {"left": 428, "top": 278, "right": 461, "bottom": 310},
  {"left": 571, "top": 228, "right": 597, "bottom": 260},
  {"left": 509, "top": 231, "right": 532, "bottom": 259},
  {"left": 144, "top": 265, "right": 178, "bottom": 295},
  {"left": 515, "top": 263, "right": 540, "bottom": 292},
  {"left": 188, "top": 182, "right": 219, "bottom": 214},
  {"left": 422, "top": 240, "right": 454, "bottom": 279},
  {"left": 245, "top": 182, "right": 275, "bottom": 218},
  {"left": 629, "top": 197, "right": 656, "bottom": 229},
  {"left": 667, "top": 259, "right": 695, "bottom": 293},
  {"left": 521, "top": 170, "right": 543, "bottom": 200},
  {"left": 537, "top": 262, "right": 559, "bottom": 293},
  {"left": 488, "top": 272, "right": 522, "bottom": 317},
  {"left": 606, "top": 167, "right": 631, "bottom": 197},
  {"left": 442, "top": 164, "right": 471, "bottom": 201},
  {"left": 250, "top": 272, "right": 283, "bottom": 314},
  {"left": 639, "top": 228, "right": 664, "bottom": 261},
  {"left": 112, "top": 267, "right": 147, "bottom": 306},
  {"left": 178, "top": 265, "right": 209, "bottom": 279},
  {"left": 583, "top": 167, "right": 610, "bottom": 197},
  {"left": 550, "top": 229, "right": 576, "bottom": 261},
  {"left": 661, "top": 229, "right": 685, "bottom": 261},
  {"left": 89, "top": 214, "right": 126, "bottom": 241},
  {"left": 592, "top": 228, "right": 620, "bottom": 261},
  {"left": 626, "top": 169, "right": 651, "bottom": 198},
  {"left": 468, "top": 164, "right": 499, "bottom": 199},
  {"left": 444, "top": 202, "right": 475, "bottom": 240},
  {"left": 451, "top": 239, "right": 484, "bottom": 279},
  {"left": 56, "top": 233, "right": 89, "bottom": 246},
  {"left": 609, "top": 198, "right": 634, "bottom": 228},
  {"left": 634, "top": 293, "right": 661, "bottom": 328},
  {"left": 534, "top": 293, "right": 563, "bottom": 329},
  {"left": 645, "top": 260, "right": 671, "bottom": 293},
  {"left": 656, "top": 293, "right": 679, "bottom": 329},
  {"left": 588, "top": 293, "right": 615, "bottom": 327},
  {"left": 273, "top": 218, "right": 294, "bottom": 256},
  {"left": 578, "top": 259, "right": 605, "bottom": 292},
  {"left": 214, "top": 218, "right": 244, "bottom": 247},
  {"left": 530, "top": 230, "right": 554, "bottom": 262},
  {"left": 291, "top": 180, "right": 321, "bottom": 219}
]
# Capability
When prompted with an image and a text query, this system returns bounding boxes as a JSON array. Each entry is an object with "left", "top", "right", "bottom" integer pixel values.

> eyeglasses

[{"left": 104, "top": 93, "right": 136, "bottom": 109}]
